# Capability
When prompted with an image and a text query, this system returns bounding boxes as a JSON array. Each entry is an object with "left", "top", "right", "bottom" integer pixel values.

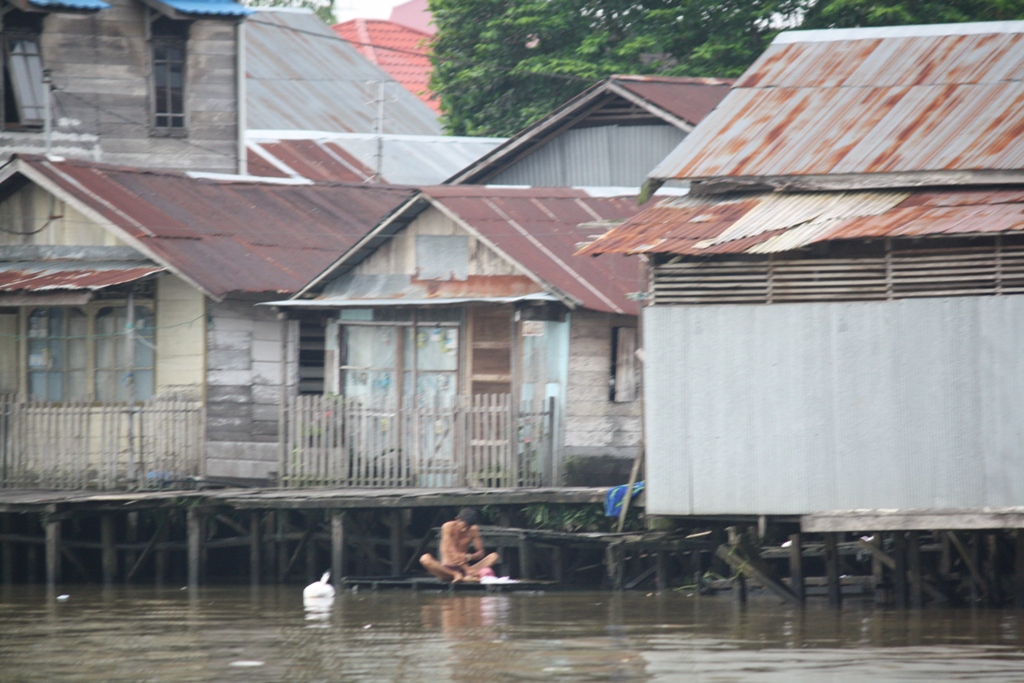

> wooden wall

[
  {"left": 1, "top": 0, "right": 238, "bottom": 173},
  {"left": 205, "top": 297, "right": 297, "bottom": 481},
  {"left": 563, "top": 309, "right": 641, "bottom": 485}
]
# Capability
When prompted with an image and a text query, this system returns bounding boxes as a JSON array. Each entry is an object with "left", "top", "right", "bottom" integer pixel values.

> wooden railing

[
  {"left": 280, "top": 394, "right": 555, "bottom": 488},
  {"left": 0, "top": 397, "right": 204, "bottom": 490}
]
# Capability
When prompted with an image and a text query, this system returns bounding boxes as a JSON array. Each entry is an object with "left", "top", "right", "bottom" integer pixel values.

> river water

[{"left": 2, "top": 585, "right": 1023, "bottom": 682}]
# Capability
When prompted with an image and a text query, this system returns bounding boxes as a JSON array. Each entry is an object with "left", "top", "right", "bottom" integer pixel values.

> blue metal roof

[
  {"left": 27, "top": 0, "right": 110, "bottom": 10},
  {"left": 152, "top": 0, "right": 252, "bottom": 17}
]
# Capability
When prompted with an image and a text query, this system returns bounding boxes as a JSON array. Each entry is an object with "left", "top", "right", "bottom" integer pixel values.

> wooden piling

[
  {"left": 331, "top": 510, "right": 345, "bottom": 587},
  {"left": 907, "top": 531, "right": 923, "bottom": 608},
  {"left": 44, "top": 514, "right": 60, "bottom": 589},
  {"left": 155, "top": 512, "right": 168, "bottom": 587},
  {"left": 101, "top": 513, "right": 117, "bottom": 586},
  {"left": 390, "top": 510, "right": 404, "bottom": 578},
  {"left": 518, "top": 534, "right": 533, "bottom": 581},
  {"left": 186, "top": 507, "right": 201, "bottom": 589},
  {"left": 305, "top": 515, "right": 317, "bottom": 584},
  {"left": 1014, "top": 529, "right": 1024, "bottom": 609},
  {"left": 824, "top": 533, "right": 841, "bottom": 608},
  {"left": 249, "top": 511, "right": 261, "bottom": 586},
  {"left": 869, "top": 533, "right": 886, "bottom": 605},
  {"left": 1, "top": 514, "right": 12, "bottom": 586},
  {"left": 655, "top": 551, "right": 668, "bottom": 592},
  {"left": 276, "top": 511, "right": 287, "bottom": 584},
  {"left": 788, "top": 533, "right": 804, "bottom": 603},
  {"left": 893, "top": 532, "right": 908, "bottom": 608},
  {"left": 125, "top": 512, "right": 139, "bottom": 579},
  {"left": 985, "top": 533, "right": 1001, "bottom": 607}
]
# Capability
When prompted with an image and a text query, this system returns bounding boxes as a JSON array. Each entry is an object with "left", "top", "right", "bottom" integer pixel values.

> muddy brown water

[{"left": 1, "top": 586, "right": 1023, "bottom": 682}]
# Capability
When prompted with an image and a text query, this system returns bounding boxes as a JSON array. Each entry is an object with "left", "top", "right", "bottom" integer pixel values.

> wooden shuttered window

[{"left": 612, "top": 327, "right": 639, "bottom": 403}]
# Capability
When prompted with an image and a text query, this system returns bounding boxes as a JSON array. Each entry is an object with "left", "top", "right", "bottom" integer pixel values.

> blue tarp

[
  {"left": 27, "top": 0, "right": 110, "bottom": 10},
  {"left": 153, "top": 0, "right": 252, "bottom": 16},
  {"left": 604, "top": 481, "right": 645, "bottom": 517}
]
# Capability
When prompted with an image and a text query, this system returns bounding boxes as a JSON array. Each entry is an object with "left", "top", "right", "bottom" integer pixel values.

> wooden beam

[
  {"left": 655, "top": 551, "right": 667, "bottom": 592},
  {"left": 390, "top": 510, "right": 404, "bottom": 578},
  {"left": 44, "top": 514, "right": 60, "bottom": 589},
  {"left": 715, "top": 536, "right": 801, "bottom": 605},
  {"left": 893, "top": 532, "right": 908, "bottom": 608},
  {"left": 126, "top": 513, "right": 168, "bottom": 583},
  {"left": 518, "top": 533, "right": 532, "bottom": 581},
  {"left": 249, "top": 511, "right": 261, "bottom": 587},
  {"left": 908, "top": 531, "right": 923, "bottom": 608},
  {"left": 948, "top": 531, "right": 986, "bottom": 601}
]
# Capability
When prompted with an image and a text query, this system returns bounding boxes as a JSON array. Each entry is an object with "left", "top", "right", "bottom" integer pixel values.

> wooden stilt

[
  {"left": 985, "top": 533, "right": 1001, "bottom": 607},
  {"left": 717, "top": 529, "right": 800, "bottom": 605},
  {"left": 249, "top": 511, "right": 261, "bottom": 587},
  {"left": 518, "top": 534, "right": 533, "bottom": 581},
  {"left": 276, "top": 511, "right": 287, "bottom": 584},
  {"left": 908, "top": 531, "right": 923, "bottom": 608},
  {"left": 389, "top": 510, "right": 404, "bottom": 578},
  {"left": 124, "top": 512, "right": 139, "bottom": 579},
  {"left": 186, "top": 506, "right": 201, "bottom": 589},
  {"left": 1, "top": 514, "right": 13, "bottom": 586},
  {"left": 868, "top": 533, "right": 886, "bottom": 605},
  {"left": 655, "top": 551, "right": 668, "bottom": 592},
  {"left": 940, "top": 531, "right": 952, "bottom": 578},
  {"left": 263, "top": 512, "right": 275, "bottom": 583},
  {"left": 305, "top": 514, "right": 317, "bottom": 584},
  {"left": 126, "top": 513, "right": 167, "bottom": 583},
  {"left": 1014, "top": 529, "right": 1024, "bottom": 609},
  {"left": 788, "top": 533, "right": 804, "bottom": 603},
  {"left": 734, "top": 572, "right": 747, "bottom": 604},
  {"left": 969, "top": 533, "right": 981, "bottom": 603},
  {"left": 825, "top": 533, "right": 842, "bottom": 608},
  {"left": 605, "top": 542, "right": 623, "bottom": 589},
  {"left": 893, "top": 532, "right": 908, "bottom": 608},
  {"left": 553, "top": 545, "right": 565, "bottom": 584},
  {"left": 45, "top": 514, "right": 60, "bottom": 589},
  {"left": 101, "top": 513, "right": 117, "bottom": 586},
  {"left": 331, "top": 510, "right": 345, "bottom": 587},
  {"left": 948, "top": 531, "right": 985, "bottom": 603},
  {"left": 154, "top": 512, "right": 168, "bottom": 587}
]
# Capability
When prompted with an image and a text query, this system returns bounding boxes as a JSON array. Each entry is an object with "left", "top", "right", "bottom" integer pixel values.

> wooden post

[
  {"left": 390, "top": 510, "right": 404, "bottom": 578},
  {"left": 969, "top": 532, "right": 981, "bottom": 604},
  {"left": 125, "top": 512, "right": 139, "bottom": 580},
  {"left": 893, "top": 532, "right": 908, "bottom": 608},
  {"left": 788, "top": 533, "right": 804, "bottom": 603},
  {"left": 824, "top": 533, "right": 841, "bottom": 608},
  {"left": 655, "top": 551, "right": 668, "bottom": 592},
  {"left": 605, "top": 542, "right": 623, "bottom": 590},
  {"left": 518, "top": 534, "right": 532, "bottom": 581},
  {"left": 187, "top": 507, "right": 201, "bottom": 589},
  {"left": 986, "top": 533, "right": 1001, "bottom": 607},
  {"left": 908, "top": 531, "right": 923, "bottom": 608},
  {"left": 616, "top": 449, "right": 644, "bottom": 533},
  {"left": 331, "top": 510, "right": 345, "bottom": 588},
  {"left": 1, "top": 514, "right": 13, "bottom": 586},
  {"left": 101, "top": 513, "right": 117, "bottom": 586},
  {"left": 553, "top": 545, "right": 565, "bottom": 584},
  {"left": 940, "top": 532, "right": 952, "bottom": 578},
  {"left": 276, "top": 511, "right": 287, "bottom": 584},
  {"left": 869, "top": 533, "right": 886, "bottom": 606},
  {"left": 44, "top": 514, "right": 61, "bottom": 589},
  {"left": 249, "top": 511, "right": 261, "bottom": 587},
  {"left": 155, "top": 512, "right": 168, "bottom": 587},
  {"left": 734, "top": 571, "right": 747, "bottom": 604},
  {"left": 305, "top": 515, "right": 318, "bottom": 585},
  {"left": 1014, "top": 529, "right": 1024, "bottom": 609}
]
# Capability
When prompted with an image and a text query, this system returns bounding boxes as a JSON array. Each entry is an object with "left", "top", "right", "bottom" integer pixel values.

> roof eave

[{"left": 670, "top": 169, "right": 1024, "bottom": 195}]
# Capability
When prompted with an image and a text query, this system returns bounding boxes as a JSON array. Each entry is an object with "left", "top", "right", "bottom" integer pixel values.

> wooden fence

[
  {"left": 280, "top": 394, "right": 555, "bottom": 488},
  {"left": 0, "top": 397, "right": 205, "bottom": 490}
]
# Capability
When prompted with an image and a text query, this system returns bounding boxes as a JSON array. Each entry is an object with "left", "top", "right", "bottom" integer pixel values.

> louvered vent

[{"left": 653, "top": 238, "right": 1024, "bottom": 305}]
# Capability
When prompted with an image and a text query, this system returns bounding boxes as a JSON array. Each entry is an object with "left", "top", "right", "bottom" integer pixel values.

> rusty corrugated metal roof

[
  {"left": 652, "top": 22, "right": 1024, "bottom": 184},
  {"left": 0, "top": 262, "right": 163, "bottom": 291},
  {"left": 612, "top": 76, "right": 734, "bottom": 129},
  {"left": 415, "top": 187, "right": 644, "bottom": 314},
  {"left": 7, "top": 155, "right": 414, "bottom": 299},
  {"left": 579, "top": 186, "right": 1024, "bottom": 256},
  {"left": 245, "top": 9, "right": 441, "bottom": 135}
]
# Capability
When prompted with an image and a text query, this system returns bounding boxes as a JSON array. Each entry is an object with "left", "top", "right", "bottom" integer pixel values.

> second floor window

[
  {"left": 150, "top": 18, "right": 188, "bottom": 133},
  {"left": 2, "top": 10, "right": 46, "bottom": 130}
]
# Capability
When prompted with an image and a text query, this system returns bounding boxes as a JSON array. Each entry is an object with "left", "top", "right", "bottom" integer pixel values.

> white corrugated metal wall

[
  {"left": 644, "top": 296, "right": 1024, "bottom": 516},
  {"left": 490, "top": 125, "right": 686, "bottom": 187}
]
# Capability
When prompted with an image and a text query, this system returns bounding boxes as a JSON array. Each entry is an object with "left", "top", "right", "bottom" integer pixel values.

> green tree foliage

[
  {"left": 242, "top": 0, "right": 335, "bottom": 26},
  {"left": 429, "top": 0, "right": 1024, "bottom": 137}
]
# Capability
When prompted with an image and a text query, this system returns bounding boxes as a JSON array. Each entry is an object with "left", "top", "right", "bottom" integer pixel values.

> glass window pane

[
  {"left": 28, "top": 309, "right": 48, "bottom": 338},
  {"left": 95, "top": 370, "right": 116, "bottom": 402},
  {"left": 47, "top": 371, "right": 62, "bottom": 402},
  {"left": 48, "top": 307, "right": 63, "bottom": 336},
  {"left": 96, "top": 337, "right": 116, "bottom": 370},
  {"left": 134, "top": 370, "right": 154, "bottom": 401},
  {"left": 135, "top": 337, "right": 154, "bottom": 368},
  {"left": 28, "top": 339, "right": 47, "bottom": 369},
  {"left": 28, "top": 371, "right": 46, "bottom": 400},
  {"left": 48, "top": 338, "right": 64, "bottom": 370},
  {"left": 7, "top": 38, "right": 46, "bottom": 124},
  {"left": 67, "top": 371, "right": 87, "bottom": 402}
]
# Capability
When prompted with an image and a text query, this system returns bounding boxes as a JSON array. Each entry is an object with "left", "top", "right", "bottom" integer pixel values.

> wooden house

[
  {"left": 280, "top": 186, "right": 647, "bottom": 486},
  {"left": 0, "top": 154, "right": 412, "bottom": 487},
  {"left": 580, "top": 22, "right": 1024, "bottom": 521},
  {"left": 447, "top": 75, "right": 732, "bottom": 189}
]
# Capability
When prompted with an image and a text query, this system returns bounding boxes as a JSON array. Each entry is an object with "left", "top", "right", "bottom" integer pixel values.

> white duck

[{"left": 303, "top": 571, "right": 336, "bottom": 599}]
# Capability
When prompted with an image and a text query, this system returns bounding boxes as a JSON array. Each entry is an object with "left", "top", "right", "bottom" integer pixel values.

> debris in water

[
  {"left": 363, "top": 624, "right": 372, "bottom": 629},
  {"left": 229, "top": 661, "right": 264, "bottom": 667},
  {"left": 56, "top": 595, "right": 70, "bottom": 602}
]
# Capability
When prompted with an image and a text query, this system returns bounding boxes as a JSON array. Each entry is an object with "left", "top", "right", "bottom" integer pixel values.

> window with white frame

[
  {"left": 2, "top": 10, "right": 47, "bottom": 129},
  {"left": 26, "top": 304, "right": 155, "bottom": 403}
]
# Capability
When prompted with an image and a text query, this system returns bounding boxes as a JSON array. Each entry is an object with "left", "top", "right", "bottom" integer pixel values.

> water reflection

[{"left": 0, "top": 587, "right": 1023, "bottom": 682}]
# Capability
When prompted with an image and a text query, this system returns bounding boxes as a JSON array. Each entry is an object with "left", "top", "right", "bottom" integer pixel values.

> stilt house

[{"left": 581, "top": 22, "right": 1024, "bottom": 521}]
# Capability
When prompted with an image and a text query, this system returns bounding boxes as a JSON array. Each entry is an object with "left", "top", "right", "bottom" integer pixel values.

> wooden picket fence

[
  {"left": 280, "top": 394, "right": 555, "bottom": 488},
  {"left": 0, "top": 397, "right": 204, "bottom": 490}
]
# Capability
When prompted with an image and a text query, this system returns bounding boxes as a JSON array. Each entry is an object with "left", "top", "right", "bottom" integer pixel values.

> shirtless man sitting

[{"left": 420, "top": 508, "right": 499, "bottom": 583}]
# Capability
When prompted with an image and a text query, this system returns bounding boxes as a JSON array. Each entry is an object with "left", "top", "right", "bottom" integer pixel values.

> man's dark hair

[{"left": 456, "top": 507, "right": 480, "bottom": 526}]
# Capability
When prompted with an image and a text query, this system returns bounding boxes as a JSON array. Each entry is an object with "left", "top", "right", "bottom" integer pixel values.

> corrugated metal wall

[
  {"left": 490, "top": 125, "right": 685, "bottom": 187},
  {"left": 644, "top": 296, "right": 1024, "bottom": 516}
]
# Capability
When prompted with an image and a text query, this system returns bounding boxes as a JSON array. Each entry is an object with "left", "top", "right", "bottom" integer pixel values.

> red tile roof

[
  {"left": 333, "top": 19, "right": 438, "bottom": 114},
  {"left": 4, "top": 155, "right": 414, "bottom": 299}
]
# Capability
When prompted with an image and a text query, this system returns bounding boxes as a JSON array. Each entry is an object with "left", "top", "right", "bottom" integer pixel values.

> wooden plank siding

[{"left": 1, "top": 0, "right": 239, "bottom": 173}]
